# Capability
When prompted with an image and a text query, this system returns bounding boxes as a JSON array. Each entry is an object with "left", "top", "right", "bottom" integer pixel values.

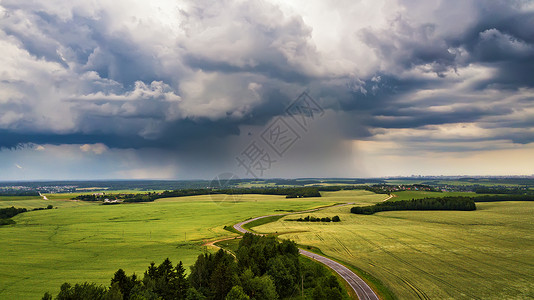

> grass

[
  {"left": 0, "top": 196, "right": 95, "bottom": 210},
  {"left": 320, "top": 190, "right": 389, "bottom": 205},
  {"left": 243, "top": 215, "right": 285, "bottom": 232},
  {"left": 253, "top": 194, "right": 534, "bottom": 299},
  {"left": 0, "top": 196, "right": 42, "bottom": 201},
  {"left": 214, "top": 238, "right": 242, "bottom": 254},
  {"left": 299, "top": 245, "right": 396, "bottom": 300},
  {"left": 390, "top": 191, "right": 480, "bottom": 201},
  {"left": 0, "top": 194, "right": 343, "bottom": 299}
]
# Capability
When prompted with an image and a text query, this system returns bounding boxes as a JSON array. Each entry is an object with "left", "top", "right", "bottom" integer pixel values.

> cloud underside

[{"left": 1, "top": 0, "right": 534, "bottom": 178}]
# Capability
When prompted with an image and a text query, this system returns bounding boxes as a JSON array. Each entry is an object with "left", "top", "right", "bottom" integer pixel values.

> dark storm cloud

[
  {"left": 1, "top": 0, "right": 534, "bottom": 161},
  {"left": 361, "top": 0, "right": 534, "bottom": 87},
  {"left": 184, "top": 55, "right": 312, "bottom": 84},
  {"left": 0, "top": 117, "right": 241, "bottom": 150}
]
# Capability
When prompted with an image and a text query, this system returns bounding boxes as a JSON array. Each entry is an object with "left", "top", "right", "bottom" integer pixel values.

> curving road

[{"left": 233, "top": 203, "right": 380, "bottom": 300}]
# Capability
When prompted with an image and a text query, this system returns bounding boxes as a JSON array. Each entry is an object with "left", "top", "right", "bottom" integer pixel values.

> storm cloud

[{"left": 1, "top": 0, "right": 533, "bottom": 179}]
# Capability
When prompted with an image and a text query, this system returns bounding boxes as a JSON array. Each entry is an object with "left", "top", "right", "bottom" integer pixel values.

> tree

[
  {"left": 111, "top": 268, "right": 135, "bottom": 298},
  {"left": 189, "top": 250, "right": 237, "bottom": 300},
  {"left": 141, "top": 258, "right": 189, "bottom": 300},
  {"left": 173, "top": 261, "right": 189, "bottom": 299},
  {"left": 248, "top": 275, "right": 278, "bottom": 300},
  {"left": 225, "top": 286, "right": 249, "bottom": 300},
  {"left": 189, "top": 254, "right": 210, "bottom": 293},
  {"left": 185, "top": 288, "right": 206, "bottom": 300},
  {"left": 56, "top": 282, "right": 107, "bottom": 300},
  {"left": 105, "top": 283, "right": 123, "bottom": 300},
  {"left": 240, "top": 269, "right": 278, "bottom": 300},
  {"left": 312, "top": 275, "right": 343, "bottom": 300},
  {"left": 128, "top": 284, "right": 159, "bottom": 300},
  {"left": 266, "top": 256, "right": 299, "bottom": 298},
  {"left": 210, "top": 252, "right": 238, "bottom": 300}
]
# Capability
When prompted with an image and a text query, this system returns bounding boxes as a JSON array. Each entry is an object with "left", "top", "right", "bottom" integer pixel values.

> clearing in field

[
  {"left": 254, "top": 191, "right": 534, "bottom": 299},
  {"left": 0, "top": 193, "right": 344, "bottom": 299}
]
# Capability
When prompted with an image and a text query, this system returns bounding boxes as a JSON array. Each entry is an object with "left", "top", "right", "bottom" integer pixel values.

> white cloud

[{"left": 80, "top": 143, "right": 108, "bottom": 155}]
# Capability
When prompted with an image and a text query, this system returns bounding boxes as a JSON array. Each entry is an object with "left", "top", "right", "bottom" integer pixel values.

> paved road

[
  {"left": 299, "top": 249, "right": 379, "bottom": 300},
  {"left": 233, "top": 203, "right": 380, "bottom": 300}
]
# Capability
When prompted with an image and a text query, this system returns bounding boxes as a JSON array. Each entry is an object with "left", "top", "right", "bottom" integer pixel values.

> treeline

[
  {"left": 315, "top": 185, "right": 390, "bottom": 194},
  {"left": 351, "top": 197, "right": 476, "bottom": 215},
  {"left": 73, "top": 187, "right": 322, "bottom": 203},
  {"left": 316, "top": 184, "right": 439, "bottom": 194},
  {"left": 0, "top": 206, "right": 27, "bottom": 219},
  {"left": 0, "top": 206, "right": 27, "bottom": 225},
  {"left": 0, "top": 205, "right": 53, "bottom": 225},
  {"left": 0, "top": 190, "right": 40, "bottom": 196},
  {"left": 456, "top": 177, "right": 534, "bottom": 186},
  {"left": 295, "top": 215, "right": 341, "bottom": 222},
  {"left": 156, "top": 187, "right": 321, "bottom": 199},
  {"left": 474, "top": 187, "right": 533, "bottom": 195},
  {"left": 472, "top": 194, "right": 534, "bottom": 202},
  {"left": 74, "top": 184, "right": 447, "bottom": 204},
  {"left": 43, "top": 234, "right": 348, "bottom": 300}
]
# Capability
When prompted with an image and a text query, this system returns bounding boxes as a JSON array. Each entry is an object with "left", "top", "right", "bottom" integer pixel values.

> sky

[{"left": 0, "top": 0, "right": 533, "bottom": 181}]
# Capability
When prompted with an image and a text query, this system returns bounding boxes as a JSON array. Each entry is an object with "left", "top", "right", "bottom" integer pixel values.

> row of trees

[
  {"left": 0, "top": 206, "right": 28, "bottom": 219},
  {"left": 351, "top": 197, "right": 476, "bottom": 215},
  {"left": 73, "top": 187, "right": 322, "bottom": 203},
  {"left": 315, "top": 184, "right": 438, "bottom": 194},
  {"left": 295, "top": 216, "right": 341, "bottom": 222},
  {"left": 472, "top": 194, "right": 534, "bottom": 202},
  {"left": 43, "top": 234, "right": 348, "bottom": 300},
  {"left": 0, "top": 190, "right": 40, "bottom": 196},
  {"left": 474, "top": 187, "right": 530, "bottom": 194},
  {"left": 0, "top": 205, "right": 54, "bottom": 225}
]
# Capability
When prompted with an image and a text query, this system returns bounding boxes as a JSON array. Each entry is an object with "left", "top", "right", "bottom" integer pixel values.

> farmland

[
  {"left": 391, "top": 191, "right": 479, "bottom": 201},
  {"left": 2, "top": 188, "right": 533, "bottom": 299},
  {"left": 254, "top": 191, "right": 534, "bottom": 299},
  {"left": 0, "top": 194, "right": 344, "bottom": 299}
]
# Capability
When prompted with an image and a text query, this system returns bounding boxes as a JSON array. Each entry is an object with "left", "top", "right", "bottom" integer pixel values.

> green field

[
  {"left": 0, "top": 196, "right": 94, "bottom": 210},
  {"left": 391, "top": 191, "right": 479, "bottom": 201},
  {"left": 254, "top": 191, "right": 534, "bottom": 299},
  {"left": 0, "top": 194, "right": 344, "bottom": 299},
  {"left": 0, "top": 196, "right": 42, "bottom": 201}
]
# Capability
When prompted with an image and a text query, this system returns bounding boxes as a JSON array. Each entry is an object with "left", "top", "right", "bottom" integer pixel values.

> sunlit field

[
  {"left": 0, "top": 194, "right": 343, "bottom": 298},
  {"left": 255, "top": 192, "right": 534, "bottom": 299}
]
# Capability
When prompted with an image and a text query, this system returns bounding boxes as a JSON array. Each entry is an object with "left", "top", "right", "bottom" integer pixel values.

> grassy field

[
  {"left": 0, "top": 194, "right": 344, "bottom": 299},
  {"left": 0, "top": 196, "right": 42, "bottom": 201},
  {"left": 320, "top": 190, "right": 389, "bottom": 205},
  {"left": 0, "top": 196, "right": 94, "bottom": 210},
  {"left": 391, "top": 191, "right": 479, "bottom": 201},
  {"left": 254, "top": 192, "right": 534, "bottom": 299}
]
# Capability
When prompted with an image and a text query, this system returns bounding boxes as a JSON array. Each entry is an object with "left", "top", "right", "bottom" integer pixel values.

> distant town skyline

[{"left": 1, "top": 0, "right": 533, "bottom": 180}]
